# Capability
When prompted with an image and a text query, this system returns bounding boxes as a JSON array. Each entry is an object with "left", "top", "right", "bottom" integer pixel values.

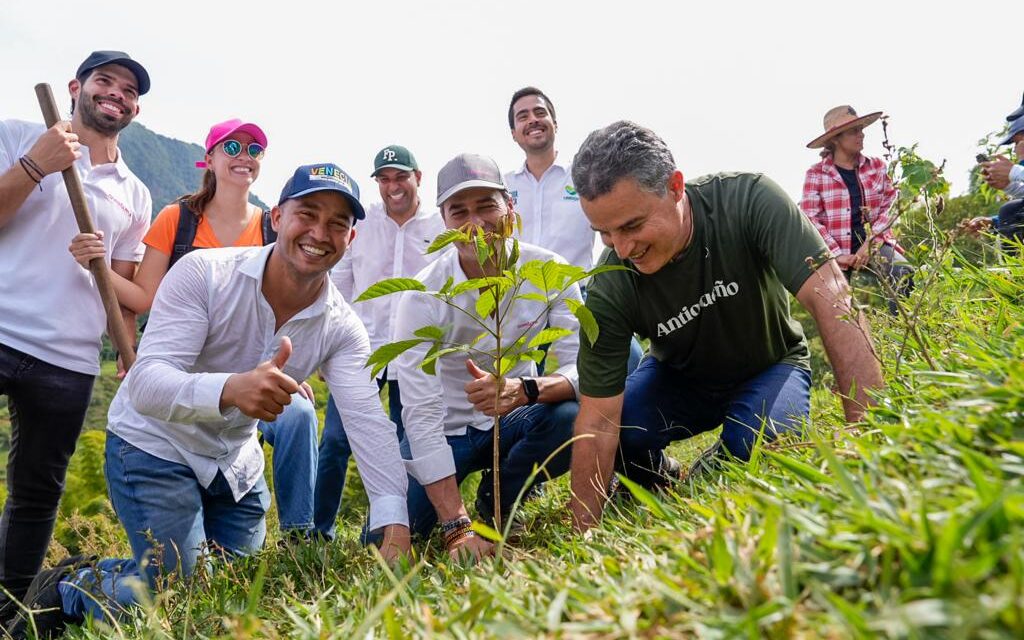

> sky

[{"left": 2, "top": 1, "right": 1017, "bottom": 211}]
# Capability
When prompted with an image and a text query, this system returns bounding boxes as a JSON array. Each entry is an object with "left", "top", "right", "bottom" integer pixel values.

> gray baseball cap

[{"left": 436, "top": 153, "right": 507, "bottom": 206}]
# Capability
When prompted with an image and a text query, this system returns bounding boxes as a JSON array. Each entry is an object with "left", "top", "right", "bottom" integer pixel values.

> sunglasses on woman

[{"left": 220, "top": 139, "right": 265, "bottom": 160}]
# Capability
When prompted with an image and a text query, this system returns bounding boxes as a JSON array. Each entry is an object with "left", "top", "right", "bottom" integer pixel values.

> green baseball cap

[{"left": 371, "top": 145, "right": 418, "bottom": 177}]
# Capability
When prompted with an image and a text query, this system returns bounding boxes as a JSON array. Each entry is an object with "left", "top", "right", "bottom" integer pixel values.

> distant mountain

[{"left": 119, "top": 122, "right": 268, "bottom": 217}]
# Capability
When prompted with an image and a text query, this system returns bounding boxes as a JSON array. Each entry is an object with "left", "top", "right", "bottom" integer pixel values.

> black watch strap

[{"left": 520, "top": 377, "right": 540, "bottom": 405}]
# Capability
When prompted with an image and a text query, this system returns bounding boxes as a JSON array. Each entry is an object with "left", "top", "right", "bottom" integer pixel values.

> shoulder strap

[
  {"left": 169, "top": 199, "right": 201, "bottom": 270},
  {"left": 260, "top": 209, "right": 277, "bottom": 245}
]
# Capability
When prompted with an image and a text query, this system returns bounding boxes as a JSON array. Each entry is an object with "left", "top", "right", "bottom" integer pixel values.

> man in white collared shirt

[
  {"left": 317, "top": 146, "right": 443, "bottom": 538},
  {"left": 504, "top": 87, "right": 596, "bottom": 271},
  {"left": 392, "top": 153, "right": 580, "bottom": 561},
  {"left": 0, "top": 50, "right": 151, "bottom": 618},
  {"left": 24, "top": 163, "right": 411, "bottom": 632}
]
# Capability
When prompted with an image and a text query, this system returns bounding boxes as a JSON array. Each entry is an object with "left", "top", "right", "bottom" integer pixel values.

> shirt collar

[
  {"left": 513, "top": 152, "right": 567, "bottom": 178},
  {"left": 77, "top": 142, "right": 131, "bottom": 180},
  {"left": 237, "top": 244, "right": 333, "bottom": 320}
]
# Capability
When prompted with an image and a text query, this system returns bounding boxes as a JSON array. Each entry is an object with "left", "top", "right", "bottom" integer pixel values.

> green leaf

[
  {"left": 565, "top": 298, "right": 599, "bottom": 346},
  {"left": 438, "top": 276, "right": 455, "bottom": 296},
  {"left": 422, "top": 345, "right": 471, "bottom": 370},
  {"left": 471, "top": 521, "right": 503, "bottom": 542},
  {"left": 426, "top": 228, "right": 468, "bottom": 254},
  {"left": 515, "top": 292, "right": 551, "bottom": 304},
  {"left": 366, "top": 338, "right": 426, "bottom": 378},
  {"left": 413, "top": 325, "right": 445, "bottom": 341},
  {"left": 528, "top": 327, "right": 573, "bottom": 349},
  {"left": 764, "top": 450, "right": 830, "bottom": 484},
  {"left": 420, "top": 343, "right": 439, "bottom": 376},
  {"left": 475, "top": 229, "right": 491, "bottom": 266},
  {"left": 476, "top": 287, "right": 497, "bottom": 318},
  {"left": 354, "top": 278, "right": 425, "bottom": 303},
  {"left": 710, "top": 521, "right": 733, "bottom": 586},
  {"left": 509, "top": 238, "right": 520, "bottom": 266},
  {"left": 451, "top": 276, "right": 514, "bottom": 298}
]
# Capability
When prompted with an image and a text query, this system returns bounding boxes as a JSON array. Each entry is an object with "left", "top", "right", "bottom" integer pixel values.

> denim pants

[
  {"left": 401, "top": 400, "right": 578, "bottom": 539},
  {"left": 846, "top": 243, "right": 915, "bottom": 315},
  {"left": 256, "top": 393, "right": 319, "bottom": 531},
  {"left": 313, "top": 378, "right": 403, "bottom": 538},
  {"left": 619, "top": 359, "right": 811, "bottom": 487},
  {"left": 0, "top": 342, "right": 95, "bottom": 602},
  {"left": 59, "top": 432, "right": 269, "bottom": 622}
]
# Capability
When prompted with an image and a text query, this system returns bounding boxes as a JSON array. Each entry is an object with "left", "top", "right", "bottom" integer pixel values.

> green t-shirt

[{"left": 578, "top": 172, "right": 831, "bottom": 398}]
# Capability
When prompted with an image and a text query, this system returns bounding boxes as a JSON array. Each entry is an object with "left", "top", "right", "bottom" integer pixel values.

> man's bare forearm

[
  {"left": 424, "top": 475, "right": 469, "bottom": 522},
  {"left": 569, "top": 394, "right": 624, "bottom": 532}
]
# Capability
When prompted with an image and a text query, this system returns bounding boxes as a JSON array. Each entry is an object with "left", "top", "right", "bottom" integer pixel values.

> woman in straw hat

[{"left": 799, "top": 105, "right": 913, "bottom": 313}]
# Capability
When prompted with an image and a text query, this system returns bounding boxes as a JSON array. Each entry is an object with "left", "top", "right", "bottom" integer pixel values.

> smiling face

[
  {"left": 271, "top": 191, "right": 356, "bottom": 282},
  {"left": 70, "top": 63, "right": 140, "bottom": 135},
  {"left": 375, "top": 167, "right": 421, "bottom": 218},
  {"left": 581, "top": 172, "right": 689, "bottom": 274},
  {"left": 511, "top": 94, "right": 557, "bottom": 154},
  {"left": 441, "top": 186, "right": 509, "bottom": 268},
  {"left": 206, "top": 131, "right": 262, "bottom": 189}
]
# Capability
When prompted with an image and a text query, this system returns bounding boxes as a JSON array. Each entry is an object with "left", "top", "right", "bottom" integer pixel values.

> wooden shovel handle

[{"left": 35, "top": 83, "right": 137, "bottom": 371}]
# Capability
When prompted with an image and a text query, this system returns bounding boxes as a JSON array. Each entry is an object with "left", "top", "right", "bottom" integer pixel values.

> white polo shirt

[
  {"left": 330, "top": 201, "right": 445, "bottom": 377},
  {"left": 108, "top": 245, "right": 408, "bottom": 531},
  {"left": 0, "top": 119, "right": 150, "bottom": 375},
  {"left": 505, "top": 157, "right": 596, "bottom": 270},
  {"left": 393, "top": 242, "right": 581, "bottom": 486}
]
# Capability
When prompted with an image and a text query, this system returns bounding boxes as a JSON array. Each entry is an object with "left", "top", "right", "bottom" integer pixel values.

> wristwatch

[{"left": 519, "top": 377, "right": 540, "bottom": 405}]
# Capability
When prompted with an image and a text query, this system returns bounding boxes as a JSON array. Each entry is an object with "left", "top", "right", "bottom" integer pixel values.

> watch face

[{"left": 522, "top": 377, "right": 540, "bottom": 403}]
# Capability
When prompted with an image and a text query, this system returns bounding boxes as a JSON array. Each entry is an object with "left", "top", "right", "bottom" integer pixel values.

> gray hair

[{"left": 571, "top": 121, "right": 676, "bottom": 200}]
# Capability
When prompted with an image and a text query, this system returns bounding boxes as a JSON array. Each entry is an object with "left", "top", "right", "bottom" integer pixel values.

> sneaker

[
  {"left": 685, "top": 440, "right": 725, "bottom": 480},
  {"left": 6, "top": 555, "right": 95, "bottom": 639}
]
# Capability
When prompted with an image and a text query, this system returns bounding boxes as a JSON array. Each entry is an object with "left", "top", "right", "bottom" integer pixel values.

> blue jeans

[
  {"left": 59, "top": 432, "right": 269, "bottom": 622},
  {"left": 619, "top": 359, "right": 810, "bottom": 487},
  {"left": 400, "top": 400, "right": 578, "bottom": 539},
  {"left": 0, "top": 342, "right": 95, "bottom": 602},
  {"left": 313, "top": 378, "right": 403, "bottom": 539},
  {"left": 257, "top": 394, "right": 319, "bottom": 532}
]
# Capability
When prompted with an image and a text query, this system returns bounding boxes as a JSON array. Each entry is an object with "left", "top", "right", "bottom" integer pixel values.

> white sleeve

[
  {"left": 126, "top": 254, "right": 236, "bottom": 424},
  {"left": 322, "top": 313, "right": 409, "bottom": 531},
  {"left": 393, "top": 289, "right": 455, "bottom": 485},
  {"left": 330, "top": 250, "right": 355, "bottom": 302},
  {"left": 546, "top": 280, "right": 582, "bottom": 398}
]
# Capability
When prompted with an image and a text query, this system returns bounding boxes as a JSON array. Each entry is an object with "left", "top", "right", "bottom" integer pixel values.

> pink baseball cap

[{"left": 195, "top": 118, "right": 268, "bottom": 168}]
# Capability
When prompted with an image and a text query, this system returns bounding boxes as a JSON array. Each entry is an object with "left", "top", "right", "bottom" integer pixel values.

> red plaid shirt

[{"left": 799, "top": 154, "right": 901, "bottom": 256}]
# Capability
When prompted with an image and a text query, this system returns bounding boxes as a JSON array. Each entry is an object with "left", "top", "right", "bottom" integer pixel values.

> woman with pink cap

[
  {"left": 799, "top": 105, "right": 913, "bottom": 313},
  {"left": 69, "top": 118, "right": 272, "bottom": 311},
  {"left": 68, "top": 118, "right": 322, "bottom": 540}
]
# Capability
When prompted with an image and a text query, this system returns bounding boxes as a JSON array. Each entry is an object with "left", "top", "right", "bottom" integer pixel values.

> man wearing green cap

[{"left": 315, "top": 145, "right": 444, "bottom": 537}]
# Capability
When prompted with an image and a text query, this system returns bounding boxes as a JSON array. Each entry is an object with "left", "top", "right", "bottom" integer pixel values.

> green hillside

[{"left": 119, "top": 122, "right": 268, "bottom": 215}]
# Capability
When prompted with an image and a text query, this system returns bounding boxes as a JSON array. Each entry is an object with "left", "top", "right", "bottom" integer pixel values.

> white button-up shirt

[
  {"left": 505, "top": 158, "right": 596, "bottom": 270},
  {"left": 331, "top": 201, "right": 445, "bottom": 378},
  {"left": 0, "top": 119, "right": 150, "bottom": 375},
  {"left": 108, "top": 245, "right": 408, "bottom": 531},
  {"left": 393, "top": 243, "right": 581, "bottom": 485}
]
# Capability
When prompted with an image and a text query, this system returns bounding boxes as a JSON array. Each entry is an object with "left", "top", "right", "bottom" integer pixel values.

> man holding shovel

[{"left": 0, "top": 50, "right": 151, "bottom": 617}]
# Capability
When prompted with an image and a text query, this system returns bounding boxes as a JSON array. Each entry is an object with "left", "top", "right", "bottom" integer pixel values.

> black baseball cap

[{"left": 76, "top": 50, "right": 151, "bottom": 95}]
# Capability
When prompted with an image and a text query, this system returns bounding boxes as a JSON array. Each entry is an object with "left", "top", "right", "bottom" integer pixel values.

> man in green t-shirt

[{"left": 568, "top": 121, "right": 883, "bottom": 532}]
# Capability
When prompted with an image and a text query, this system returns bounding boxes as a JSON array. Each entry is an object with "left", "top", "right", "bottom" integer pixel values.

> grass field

[{"left": 3, "top": 242, "right": 1023, "bottom": 638}]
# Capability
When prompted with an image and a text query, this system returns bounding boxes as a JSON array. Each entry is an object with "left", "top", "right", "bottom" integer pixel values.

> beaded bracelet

[
  {"left": 440, "top": 516, "right": 472, "bottom": 534},
  {"left": 444, "top": 527, "right": 477, "bottom": 549}
]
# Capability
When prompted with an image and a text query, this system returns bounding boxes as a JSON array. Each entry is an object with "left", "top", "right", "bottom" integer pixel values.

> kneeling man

[
  {"left": 394, "top": 153, "right": 581, "bottom": 559},
  {"left": 568, "top": 121, "right": 883, "bottom": 532},
  {"left": 12, "top": 163, "right": 410, "bottom": 634}
]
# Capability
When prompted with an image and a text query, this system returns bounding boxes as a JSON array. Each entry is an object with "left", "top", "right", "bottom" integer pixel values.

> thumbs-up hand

[
  {"left": 220, "top": 336, "right": 302, "bottom": 421},
  {"left": 463, "top": 358, "right": 525, "bottom": 417}
]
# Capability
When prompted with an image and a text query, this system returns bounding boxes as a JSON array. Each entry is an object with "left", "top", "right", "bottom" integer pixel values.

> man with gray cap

[
  {"left": 0, "top": 50, "right": 151, "bottom": 615},
  {"left": 390, "top": 153, "right": 581, "bottom": 560},
  {"left": 315, "top": 145, "right": 443, "bottom": 538},
  {"left": 8, "top": 163, "right": 411, "bottom": 635}
]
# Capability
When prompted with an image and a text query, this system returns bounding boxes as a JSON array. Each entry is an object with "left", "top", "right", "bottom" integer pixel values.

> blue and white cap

[{"left": 278, "top": 163, "right": 365, "bottom": 220}]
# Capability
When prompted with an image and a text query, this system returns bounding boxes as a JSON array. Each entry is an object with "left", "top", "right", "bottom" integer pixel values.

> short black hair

[{"left": 507, "top": 86, "right": 556, "bottom": 129}]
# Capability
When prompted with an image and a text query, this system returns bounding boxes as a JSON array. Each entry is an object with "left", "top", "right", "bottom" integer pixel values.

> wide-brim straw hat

[{"left": 806, "top": 105, "right": 883, "bottom": 149}]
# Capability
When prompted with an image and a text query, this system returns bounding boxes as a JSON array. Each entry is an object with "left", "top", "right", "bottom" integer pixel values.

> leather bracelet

[{"left": 18, "top": 157, "right": 43, "bottom": 191}]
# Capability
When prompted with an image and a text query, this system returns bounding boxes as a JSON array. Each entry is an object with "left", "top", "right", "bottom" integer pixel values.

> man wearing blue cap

[
  {"left": 0, "top": 50, "right": 152, "bottom": 618},
  {"left": 8, "top": 164, "right": 412, "bottom": 635}
]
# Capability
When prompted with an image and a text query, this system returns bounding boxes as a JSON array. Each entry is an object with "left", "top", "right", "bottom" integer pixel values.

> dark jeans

[
  {"left": 997, "top": 199, "right": 1024, "bottom": 254},
  {"left": 844, "top": 243, "right": 914, "bottom": 315},
  {"left": 619, "top": 358, "right": 810, "bottom": 487},
  {"left": 313, "top": 377, "right": 403, "bottom": 538},
  {"left": 0, "top": 342, "right": 95, "bottom": 601},
  {"left": 400, "top": 400, "right": 578, "bottom": 539}
]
